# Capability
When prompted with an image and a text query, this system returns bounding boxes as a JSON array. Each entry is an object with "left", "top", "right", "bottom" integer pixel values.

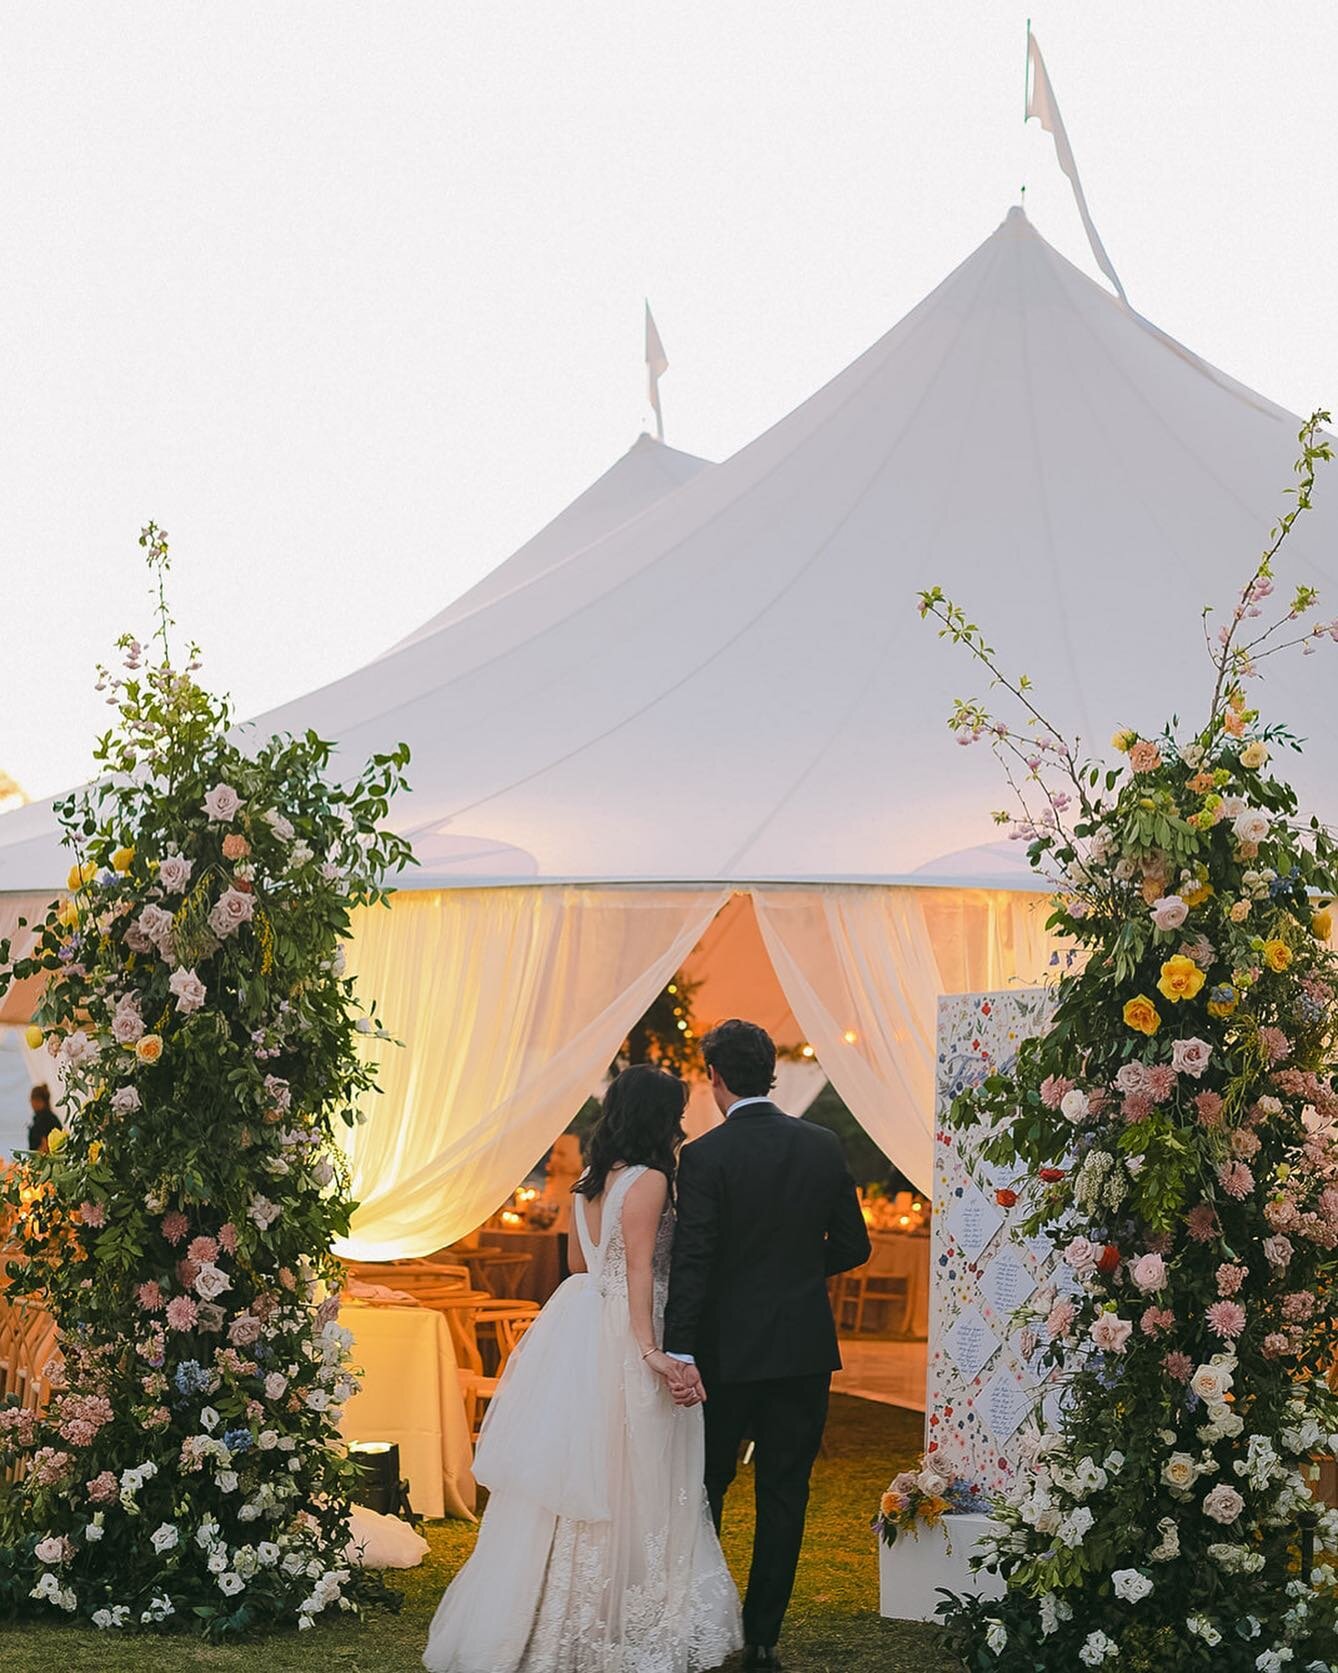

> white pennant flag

[
  {"left": 1026, "top": 30, "right": 1128, "bottom": 305},
  {"left": 645, "top": 302, "right": 668, "bottom": 441}
]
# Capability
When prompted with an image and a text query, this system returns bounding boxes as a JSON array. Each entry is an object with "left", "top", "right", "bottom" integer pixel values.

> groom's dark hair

[{"left": 701, "top": 1019, "right": 776, "bottom": 1099}]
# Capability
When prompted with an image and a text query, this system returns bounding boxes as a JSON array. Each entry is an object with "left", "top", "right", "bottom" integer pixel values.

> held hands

[{"left": 642, "top": 1350, "right": 707, "bottom": 1406}]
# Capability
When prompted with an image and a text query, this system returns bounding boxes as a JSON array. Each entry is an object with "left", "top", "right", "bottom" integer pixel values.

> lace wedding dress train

[{"left": 423, "top": 1164, "right": 742, "bottom": 1672}]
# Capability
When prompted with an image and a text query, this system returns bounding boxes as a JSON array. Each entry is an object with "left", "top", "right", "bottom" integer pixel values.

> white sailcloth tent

[{"left": 4, "top": 207, "right": 1337, "bottom": 1254}]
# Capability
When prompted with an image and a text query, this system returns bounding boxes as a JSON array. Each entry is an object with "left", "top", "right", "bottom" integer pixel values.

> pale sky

[{"left": 5, "top": 4, "right": 1338, "bottom": 799}]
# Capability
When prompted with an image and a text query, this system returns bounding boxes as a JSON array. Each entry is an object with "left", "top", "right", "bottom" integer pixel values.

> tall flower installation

[
  {"left": 919, "top": 418, "right": 1338, "bottom": 1671},
  {"left": 0, "top": 527, "right": 412, "bottom": 1636}
]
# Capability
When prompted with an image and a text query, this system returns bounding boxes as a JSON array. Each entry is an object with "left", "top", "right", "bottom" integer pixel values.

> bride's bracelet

[{"left": 640, "top": 1346, "right": 658, "bottom": 1360}]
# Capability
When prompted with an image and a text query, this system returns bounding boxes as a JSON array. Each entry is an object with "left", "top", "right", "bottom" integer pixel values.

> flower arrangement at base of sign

[
  {"left": 0, "top": 527, "right": 412, "bottom": 1639},
  {"left": 916, "top": 417, "right": 1338, "bottom": 1672},
  {"left": 874, "top": 1459, "right": 990, "bottom": 1548}
]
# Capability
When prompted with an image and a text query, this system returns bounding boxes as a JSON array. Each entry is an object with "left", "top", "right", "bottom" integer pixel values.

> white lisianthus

[
  {"left": 149, "top": 1523, "right": 179, "bottom": 1555},
  {"left": 1187, "top": 1614, "right": 1223, "bottom": 1646},
  {"left": 85, "top": 1514, "right": 105, "bottom": 1543},
  {"left": 218, "top": 1572, "right": 245, "bottom": 1596},
  {"left": 1079, "top": 1629, "right": 1118, "bottom": 1665},
  {"left": 985, "top": 1620, "right": 1008, "bottom": 1654}
]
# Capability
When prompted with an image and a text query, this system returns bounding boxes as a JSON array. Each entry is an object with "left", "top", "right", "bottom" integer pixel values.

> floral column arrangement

[
  {"left": 0, "top": 527, "right": 411, "bottom": 1637},
  {"left": 919, "top": 419, "right": 1338, "bottom": 1671}
]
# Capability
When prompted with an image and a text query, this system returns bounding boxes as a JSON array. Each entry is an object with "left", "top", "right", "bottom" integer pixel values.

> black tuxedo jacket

[{"left": 663, "top": 1101, "right": 871, "bottom": 1383}]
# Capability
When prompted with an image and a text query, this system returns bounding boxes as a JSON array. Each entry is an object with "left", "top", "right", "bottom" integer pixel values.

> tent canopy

[
  {"left": 4, "top": 207, "right": 1336, "bottom": 894},
  {"left": 253, "top": 206, "right": 1338, "bottom": 887}
]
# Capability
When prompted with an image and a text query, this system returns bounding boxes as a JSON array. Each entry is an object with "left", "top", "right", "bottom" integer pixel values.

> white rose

[
  {"left": 193, "top": 1263, "right": 232, "bottom": 1302},
  {"left": 34, "top": 1536, "right": 66, "bottom": 1565},
  {"left": 1112, "top": 1567, "right": 1153, "bottom": 1603},
  {"left": 1191, "top": 1361, "right": 1235, "bottom": 1403},
  {"left": 1233, "top": 809, "right": 1271, "bottom": 845},
  {"left": 1163, "top": 1453, "right": 1198, "bottom": 1491},
  {"left": 1060, "top": 1088, "right": 1090, "bottom": 1124}
]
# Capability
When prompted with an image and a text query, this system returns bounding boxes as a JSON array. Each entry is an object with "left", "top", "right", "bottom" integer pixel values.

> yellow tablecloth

[{"left": 338, "top": 1302, "right": 476, "bottom": 1521}]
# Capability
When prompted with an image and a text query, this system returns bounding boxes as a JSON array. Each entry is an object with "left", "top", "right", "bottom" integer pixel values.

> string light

[
  {"left": 842, "top": 1029, "right": 858, "bottom": 1045},
  {"left": 801, "top": 1044, "right": 815, "bottom": 1058}
]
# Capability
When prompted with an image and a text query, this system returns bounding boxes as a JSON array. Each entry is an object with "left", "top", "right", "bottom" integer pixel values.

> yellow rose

[
  {"left": 47, "top": 1128, "right": 68, "bottom": 1155},
  {"left": 1157, "top": 955, "right": 1206, "bottom": 1003},
  {"left": 135, "top": 1033, "right": 164, "bottom": 1065},
  {"left": 1313, "top": 909, "right": 1333, "bottom": 941},
  {"left": 1240, "top": 741, "right": 1269, "bottom": 770},
  {"left": 1112, "top": 729, "right": 1138, "bottom": 753},
  {"left": 1124, "top": 995, "right": 1161, "bottom": 1035},
  {"left": 1183, "top": 881, "right": 1214, "bottom": 909},
  {"left": 24, "top": 1024, "right": 44, "bottom": 1050},
  {"left": 88, "top": 1140, "right": 104, "bottom": 1165},
  {"left": 56, "top": 899, "right": 80, "bottom": 930},
  {"left": 880, "top": 1490, "right": 900, "bottom": 1517},
  {"left": 65, "top": 860, "right": 98, "bottom": 892},
  {"left": 1230, "top": 900, "right": 1251, "bottom": 923},
  {"left": 111, "top": 846, "right": 135, "bottom": 874},
  {"left": 1261, "top": 939, "right": 1292, "bottom": 973}
]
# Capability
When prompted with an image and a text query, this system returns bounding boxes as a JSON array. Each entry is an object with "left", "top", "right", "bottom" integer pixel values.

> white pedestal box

[{"left": 878, "top": 1513, "right": 1005, "bottom": 1622}]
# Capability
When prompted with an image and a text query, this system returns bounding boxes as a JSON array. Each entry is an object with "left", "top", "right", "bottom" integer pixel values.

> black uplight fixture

[{"left": 348, "top": 1440, "right": 401, "bottom": 1518}]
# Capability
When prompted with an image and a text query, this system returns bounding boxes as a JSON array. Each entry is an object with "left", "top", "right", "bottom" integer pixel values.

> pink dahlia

[
  {"left": 1144, "top": 1065, "right": 1178, "bottom": 1103},
  {"left": 217, "top": 1222, "right": 238, "bottom": 1255},
  {"left": 136, "top": 1280, "right": 164, "bottom": 1312},
  {"left": 1186, "top": 1204, "right": 1220, "bottom": 1242},
  {"left": 1217, "top": 1161, "right": 1255, "bottom": 1200},
  {"left": 1194, "top": 1091, "right": 1224, "bottom": 1128},
  {"left": 1163, "top": 1351, "right": 1193, "bottom": 1383},
  {"left": 187, "top": 1235, "right": 219, "bottom": 1265},
  {"left": 1040, "top": 1074, "right": 1075, "bottom": 1110},
  {"left": 1206, "top": 1299, "right": 1246, "bottom": 1339},
  {"left": 1140, "top": 1306, "right": 1175, "bottom": 1337},
  {"left": 161, "top": 1210, "right": 189, "bottom": 1245},
  {"left": 1123, "top": 1093, "right": 1153, "bottom": 1124},
  {"left": 1258, "top": 1027, "right": 1292, "bottom": 1064},
  {"left": 165, "top": 1294, "right": 198, "bottom": 1331},
  {"left": 77, "top": 1201, "right": 106, "bottom": 1228}
]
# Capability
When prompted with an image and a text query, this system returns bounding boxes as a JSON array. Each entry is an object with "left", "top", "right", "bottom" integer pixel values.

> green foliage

[
  {"left": 920, "top": 422, "right": 1338, "bottom": 1669},
  {"left": 0, "top": 528, "right": 411, "bottom": 1638}
]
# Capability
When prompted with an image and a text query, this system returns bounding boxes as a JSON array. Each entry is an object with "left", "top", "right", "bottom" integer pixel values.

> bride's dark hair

[{"left": 575, "top": 1064, "right": 689, "bottom": 1201}]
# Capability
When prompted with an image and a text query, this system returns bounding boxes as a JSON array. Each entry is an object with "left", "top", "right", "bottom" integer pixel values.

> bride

[{"left": 423, "top": 1064, "right": 743, "bottom": 1672}]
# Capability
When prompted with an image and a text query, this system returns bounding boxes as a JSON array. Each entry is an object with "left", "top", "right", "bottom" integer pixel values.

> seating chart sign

[{"left": 926, "top": 988, "right": 1057, "bottom": 1496}]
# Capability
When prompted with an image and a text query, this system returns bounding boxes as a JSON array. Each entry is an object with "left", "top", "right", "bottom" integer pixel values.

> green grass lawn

[{"left": 2, "top": 1394, "right": 962, "bottom": 1673}]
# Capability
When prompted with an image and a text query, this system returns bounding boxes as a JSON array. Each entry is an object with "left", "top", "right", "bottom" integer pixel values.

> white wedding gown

[{"left": 423, "top": 1164, "right": 742, "bottom": 1672}]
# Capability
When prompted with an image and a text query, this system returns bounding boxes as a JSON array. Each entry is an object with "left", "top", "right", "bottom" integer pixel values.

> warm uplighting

[
  {"left": 898, "top": 1214, "right": 911, "bottom": 1227},
  {"left": 861, "top": 1204, "right": 874, "bottom": 1225},
  {"left": 801, "top": 1044, "right": 815, "bottom": 1058},
  {"left": 517, "top": 1187, "right": 538, "bottom": 1203},
  {"left": 501, "top": 1209, "right": 523, "bottom": 1226}
]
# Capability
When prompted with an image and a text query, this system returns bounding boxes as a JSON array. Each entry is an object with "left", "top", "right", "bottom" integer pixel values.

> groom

[{"left": 663, "top": 1019, "right": 871, "bottom": 1671}]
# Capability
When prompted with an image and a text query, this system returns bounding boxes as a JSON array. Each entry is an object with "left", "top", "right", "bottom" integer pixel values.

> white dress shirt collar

[{"left": 726, "top": 1095, "right": 772, "bottom": 1116}]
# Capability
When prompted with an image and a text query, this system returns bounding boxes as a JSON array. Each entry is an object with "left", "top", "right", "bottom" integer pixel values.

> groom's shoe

[{"left": 744, "top": 1649, "right": 783, "bottom": 1671}]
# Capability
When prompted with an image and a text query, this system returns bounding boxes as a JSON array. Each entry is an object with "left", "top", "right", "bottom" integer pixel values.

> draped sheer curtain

[
  {"left": 751, "top": 885, "right": 1059, "bottom": 1192},
  {"left": 337, "top": 886, "right": 727, "bottom": 1260}
]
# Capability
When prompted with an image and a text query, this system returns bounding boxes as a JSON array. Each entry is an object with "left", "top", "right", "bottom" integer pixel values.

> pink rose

[
  {"left": 202, "top": 783, "right": 244, "bottom": 822},
  {"left": 1129, "top": 1253, "right": 1166, "bottom": 1292},
  {"left": 264, "top": 1372, "right": 288, "bottom": 1401},
  {"left": 1063, "top": 1237, "right": 1100, "bottom": 1276},
  {"left": 1263, "top": 1235, "right": 1293, "bottom": 1269},
  {"left": 208, "top": 888, "right": 254, "bottom": 940},
  {"left": 1202, "top": 1483, "right": 1244, "bottom": 1524},
  {"left": 157, "top": 853, "right": 193, "bottom": 893},
  {"left": 1150, "top": 895, "right": 1189, "bottom": 931},
  {"left": 1115, "top": 1063, "right": 1148, "bottom": 1095},
  {"left": 168, "top": 966, "right": 207, "bottom": 1015},
  {"left": 111, "top": 1004, "right": 145, "bottom": 1045},
  {"left": 1171, "top": 1038, "right": 1212, "bottom": 1079},
  {"left": 1090, "top": 1315, "right": 1133, "bottom": 1354}
]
